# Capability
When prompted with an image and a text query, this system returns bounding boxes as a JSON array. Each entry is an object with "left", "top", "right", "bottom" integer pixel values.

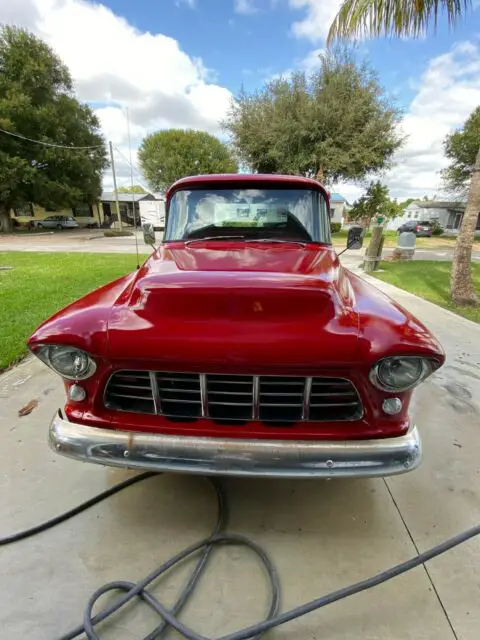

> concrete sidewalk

[{"left": 1, "top": 277, "right": 479, "bottom": 639}]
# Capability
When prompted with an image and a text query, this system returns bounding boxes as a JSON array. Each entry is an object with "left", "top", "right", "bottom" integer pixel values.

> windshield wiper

[
  {"left": 185, "top": 235, "right": 245, "bottom": 246},
  {"left": 246, "top": 238, "right": 309, "bottom": 247}
]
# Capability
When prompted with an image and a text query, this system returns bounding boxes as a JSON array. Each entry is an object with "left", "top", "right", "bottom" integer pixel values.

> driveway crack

[{"left": 383, "top": 478, "right": 459, "bottom": 640}]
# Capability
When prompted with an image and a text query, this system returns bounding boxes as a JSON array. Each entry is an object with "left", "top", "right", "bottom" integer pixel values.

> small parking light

[
  {"left": 69, "top": 384, "right": 87, "bottom": 402},
  {"left": 382, "top": 397, "right": 403, "bottom": 415}
]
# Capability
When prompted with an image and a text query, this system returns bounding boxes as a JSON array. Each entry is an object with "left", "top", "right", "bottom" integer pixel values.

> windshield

[{"left": 164, "top": 187, "right": 330, "bottom": 243}]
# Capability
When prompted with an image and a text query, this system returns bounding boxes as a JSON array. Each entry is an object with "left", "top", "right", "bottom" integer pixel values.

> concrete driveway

[{"left": 1, "top": 276, "right": 479, "bottom": 639}]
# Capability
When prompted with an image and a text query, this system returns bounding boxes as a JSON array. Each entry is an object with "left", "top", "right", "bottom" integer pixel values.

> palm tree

[
  {"left": 328, "top": 0, "right": 478, "bottom": 307},
  {"left": 328, "top": 1, "right": 471, "bottom": 42}
]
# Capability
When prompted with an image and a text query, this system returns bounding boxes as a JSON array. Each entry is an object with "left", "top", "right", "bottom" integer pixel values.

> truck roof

[{"left": 165, "top": 173, "right": 329, "bottom": 201}]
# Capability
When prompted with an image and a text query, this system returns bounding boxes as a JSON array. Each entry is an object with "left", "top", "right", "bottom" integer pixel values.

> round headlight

[
  {"left": 34, "top": 345, "right": 96, "bottom": 380},
  {"left": 370, "top": 356, "right": 432, "bottom": 392}
]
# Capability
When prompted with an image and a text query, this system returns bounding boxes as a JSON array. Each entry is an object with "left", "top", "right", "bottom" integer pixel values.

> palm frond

[{"left": 327, "top": 0, "right": 472, "bottom": 43}]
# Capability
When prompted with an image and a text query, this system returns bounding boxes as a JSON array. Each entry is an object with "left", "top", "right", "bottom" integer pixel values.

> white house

[
  {"left": 329, "top": 193, "right": 349, "bottom": 225},
  {"left": 387, "top": 200, "right": 480, "bottom": 232}
]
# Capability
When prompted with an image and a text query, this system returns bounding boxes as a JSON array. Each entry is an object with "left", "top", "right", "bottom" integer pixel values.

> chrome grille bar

[
  {"left": 302, "top": 377, "right": 312, "bottom": 421},
  {"left": 105, "top": 371, "right": 362, "bottom": 423},
  {"left": 149, "top": 372, "right": 160, "bottom": 414},
  {"left": 200, "top": 374, "right": 208, "bottom": 418},
  {"left": 252, "top": 376, "right": 260, "bottom": 420}
]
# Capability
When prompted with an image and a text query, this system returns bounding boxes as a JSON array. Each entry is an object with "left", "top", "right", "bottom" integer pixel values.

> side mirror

[
  {"left": 142, "top": 223, "right": 156, "bottom": 246},
  {"left": 346, "top": 225, "right": 364, "bottom": 250}
]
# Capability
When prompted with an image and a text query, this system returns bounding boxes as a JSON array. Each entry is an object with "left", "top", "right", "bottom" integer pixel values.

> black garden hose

[{"left": 1, "top": 472, "right": 479, "bottom": 640}]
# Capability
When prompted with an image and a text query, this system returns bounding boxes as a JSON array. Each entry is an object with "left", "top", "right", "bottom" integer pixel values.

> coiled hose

[{"left": 1, "top": 471, "right": 479, "bottom": 640}]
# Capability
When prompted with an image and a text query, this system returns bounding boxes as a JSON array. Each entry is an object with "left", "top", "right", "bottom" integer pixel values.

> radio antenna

[{"left": 126, "top": 106, "right": 141, "bottom": 269}]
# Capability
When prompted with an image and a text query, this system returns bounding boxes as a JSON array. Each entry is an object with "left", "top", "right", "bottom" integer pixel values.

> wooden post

[{"left": 363, "top": 225, "right": 384, "bottom": 273}]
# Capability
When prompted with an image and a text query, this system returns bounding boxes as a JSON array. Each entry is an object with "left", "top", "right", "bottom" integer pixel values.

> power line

[
  {"left": 113, "top": 146, "right": 143, "bottom": 177},
  {"left": 113, "top": 145, "right": 155, "bottom": 196},
  {"left": 0, "top": 126, "right": 104, "bottom": 150}
]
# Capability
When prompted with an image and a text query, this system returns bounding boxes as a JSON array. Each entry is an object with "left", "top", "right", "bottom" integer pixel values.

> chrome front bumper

[{"left": 49, "top": 412, "right": 421, "bottom": 478}]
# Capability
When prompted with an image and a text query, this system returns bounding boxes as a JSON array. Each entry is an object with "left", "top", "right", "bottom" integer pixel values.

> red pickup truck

[{"left": 28, "top": 174, "right": 445, "bottom": 478}]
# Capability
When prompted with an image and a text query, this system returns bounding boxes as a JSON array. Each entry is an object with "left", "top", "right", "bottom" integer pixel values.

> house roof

[
  {"left": 101, "top": 191, "right": 153, "bottom": 202},
  {"left": 329, "top": 193, "right": 347, "bottom": 202},
  {"left": 412, "top": 200, "right": 465, "bottom": 210}
]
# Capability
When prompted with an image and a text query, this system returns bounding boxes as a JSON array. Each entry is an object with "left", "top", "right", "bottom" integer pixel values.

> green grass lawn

[
  {"left": 371, "top": 260, "right": 480, "bottom": 324},
  {"left": 0, "top": 252, "right": 148, "bottom": 371}
]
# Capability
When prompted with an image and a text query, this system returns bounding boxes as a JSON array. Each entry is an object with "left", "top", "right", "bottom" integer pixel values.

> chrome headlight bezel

[
  {"left": 32, "top": 344, "right": 97, "bottom": 380},
  {"left": 369, "top": 356, "right": 435, "bottom": 392}
]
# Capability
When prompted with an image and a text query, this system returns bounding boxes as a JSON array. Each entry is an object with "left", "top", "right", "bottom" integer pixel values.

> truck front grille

[{"left": 104, "top": 371, "right": 362, "bottom": 423}]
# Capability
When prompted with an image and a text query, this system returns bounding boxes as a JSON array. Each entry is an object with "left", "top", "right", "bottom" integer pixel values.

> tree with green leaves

[
  {"left": 138, "top": 129, "right": 238, "bottom": 192},
  {"left": 442, "top": 107, "right": 480, "bottom": 196},
  {"left": 328, "top": 1, "right": 478, "bottom": 307},
  {"left": 0, "top": 26, "right": 107, "bottom": 233},
  {"left": 328, "top": 0, "right": 472, "bottom": 42},
  {"left": 348, "top": 181, "right": 401, "bottom": 228},
  {"left": 117, "top": 185, "right": 147, "bottom": 194},
  {"left": 223, "top": 49, "right": 402, "bottom": 185},
  {"left": 399, "top": 198, "right": 415, "bottom": 210}
]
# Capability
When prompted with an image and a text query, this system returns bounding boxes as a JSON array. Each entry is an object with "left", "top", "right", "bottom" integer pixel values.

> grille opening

[
  {"left": 258, "top": 376, "right": 304, "bottom": 423},
  {"left": 157, "top": 373, "right": 201, "bottom": 418},
  {"left": 105, "top": 371, "right": 155, "bottom": 414},
  {"left": 104, "top": 371, "right": 362, "bottom": 423},
  {"left": 207, "top": 375, "right": 253, "bottom": 421}
]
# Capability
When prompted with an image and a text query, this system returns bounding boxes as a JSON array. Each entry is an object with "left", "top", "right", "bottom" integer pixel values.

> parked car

[
  {"left": 35, "top": 215, "right": 79, "bottom": 230},
  {"left": 29, "top": 174, "right": 445, "bottom": 478},
  {"left": 397, "top": 220, "right": 433, "bottom": 237}
]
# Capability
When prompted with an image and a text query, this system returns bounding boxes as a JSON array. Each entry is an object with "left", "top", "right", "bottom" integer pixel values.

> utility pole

[
  {"left": 363, "top": 224, "right": 384, "bottom": 273},
  {"left": 109, "top": 140, "right": 123, "bottom": 230},
  {"left": 126, "top": 107, "right": 140, "bottom": 268}
]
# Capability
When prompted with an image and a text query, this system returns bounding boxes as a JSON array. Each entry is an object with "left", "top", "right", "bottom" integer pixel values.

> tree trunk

[
  {"left": 451, "top": 147, "right": 480, "bottom": 306},
  {"left": 0, "top": 204, "right": 14, "bottom": 233}
]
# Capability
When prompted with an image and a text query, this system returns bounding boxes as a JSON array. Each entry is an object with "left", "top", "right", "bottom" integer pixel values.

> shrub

[
  {"left": 431, "top": 221, "right": 444, "bottom": 236},
  {"left": 104, "top": 230, "right": 134, "bottom": 237},
  {"left": 330, "top": 222, "right": 341, "bottom": 233}
]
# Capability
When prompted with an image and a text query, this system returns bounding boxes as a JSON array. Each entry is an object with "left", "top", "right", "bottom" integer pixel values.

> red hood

[
  {"left": 106, "top": 242, "right": 361, "bottom": 369},
  {"left": 28, "top": 240, "right": 445, "bottom": 375}
]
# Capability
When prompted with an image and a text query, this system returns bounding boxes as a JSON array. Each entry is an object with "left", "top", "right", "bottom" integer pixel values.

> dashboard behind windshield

[{"left": 164, "top": 187, "right": 331, "bottom": 243}]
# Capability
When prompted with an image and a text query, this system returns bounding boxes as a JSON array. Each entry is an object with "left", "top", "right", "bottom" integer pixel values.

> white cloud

[
  {"left": 289, "top": 0, "right": 343, "bottom": 42},
  {"left": 0, "top": 0, "right": 40, "bottom": 29},
  {"left": 384, "top": 41, "right": 480, "bottom": 198},
  {"left": 332, "top": 41, "right": 480, "bottom": 201},
  {"left": 234, "top": 0, "right": 258, "bottom": 15},
  {"left": 298, "top": 47, "right": 325, "bottom": 72},
  {"left": 1, "top": 0, "right": 233, "bottom": 188}
]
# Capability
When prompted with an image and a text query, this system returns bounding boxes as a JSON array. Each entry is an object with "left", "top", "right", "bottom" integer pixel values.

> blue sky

[
  {"left": 1, "top": 0, "right": 480, "bottom": 200},
  {"left": 105, "top": 0, "right": 477, "bottom": 106}
]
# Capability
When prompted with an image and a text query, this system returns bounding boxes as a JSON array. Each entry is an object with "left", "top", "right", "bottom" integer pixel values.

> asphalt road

[
  {"left": 1, "top": 274, "right": 480, "bottom": 639},
  {"left": 1, "top": 229, "right": 479, "bottom": 261}
]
